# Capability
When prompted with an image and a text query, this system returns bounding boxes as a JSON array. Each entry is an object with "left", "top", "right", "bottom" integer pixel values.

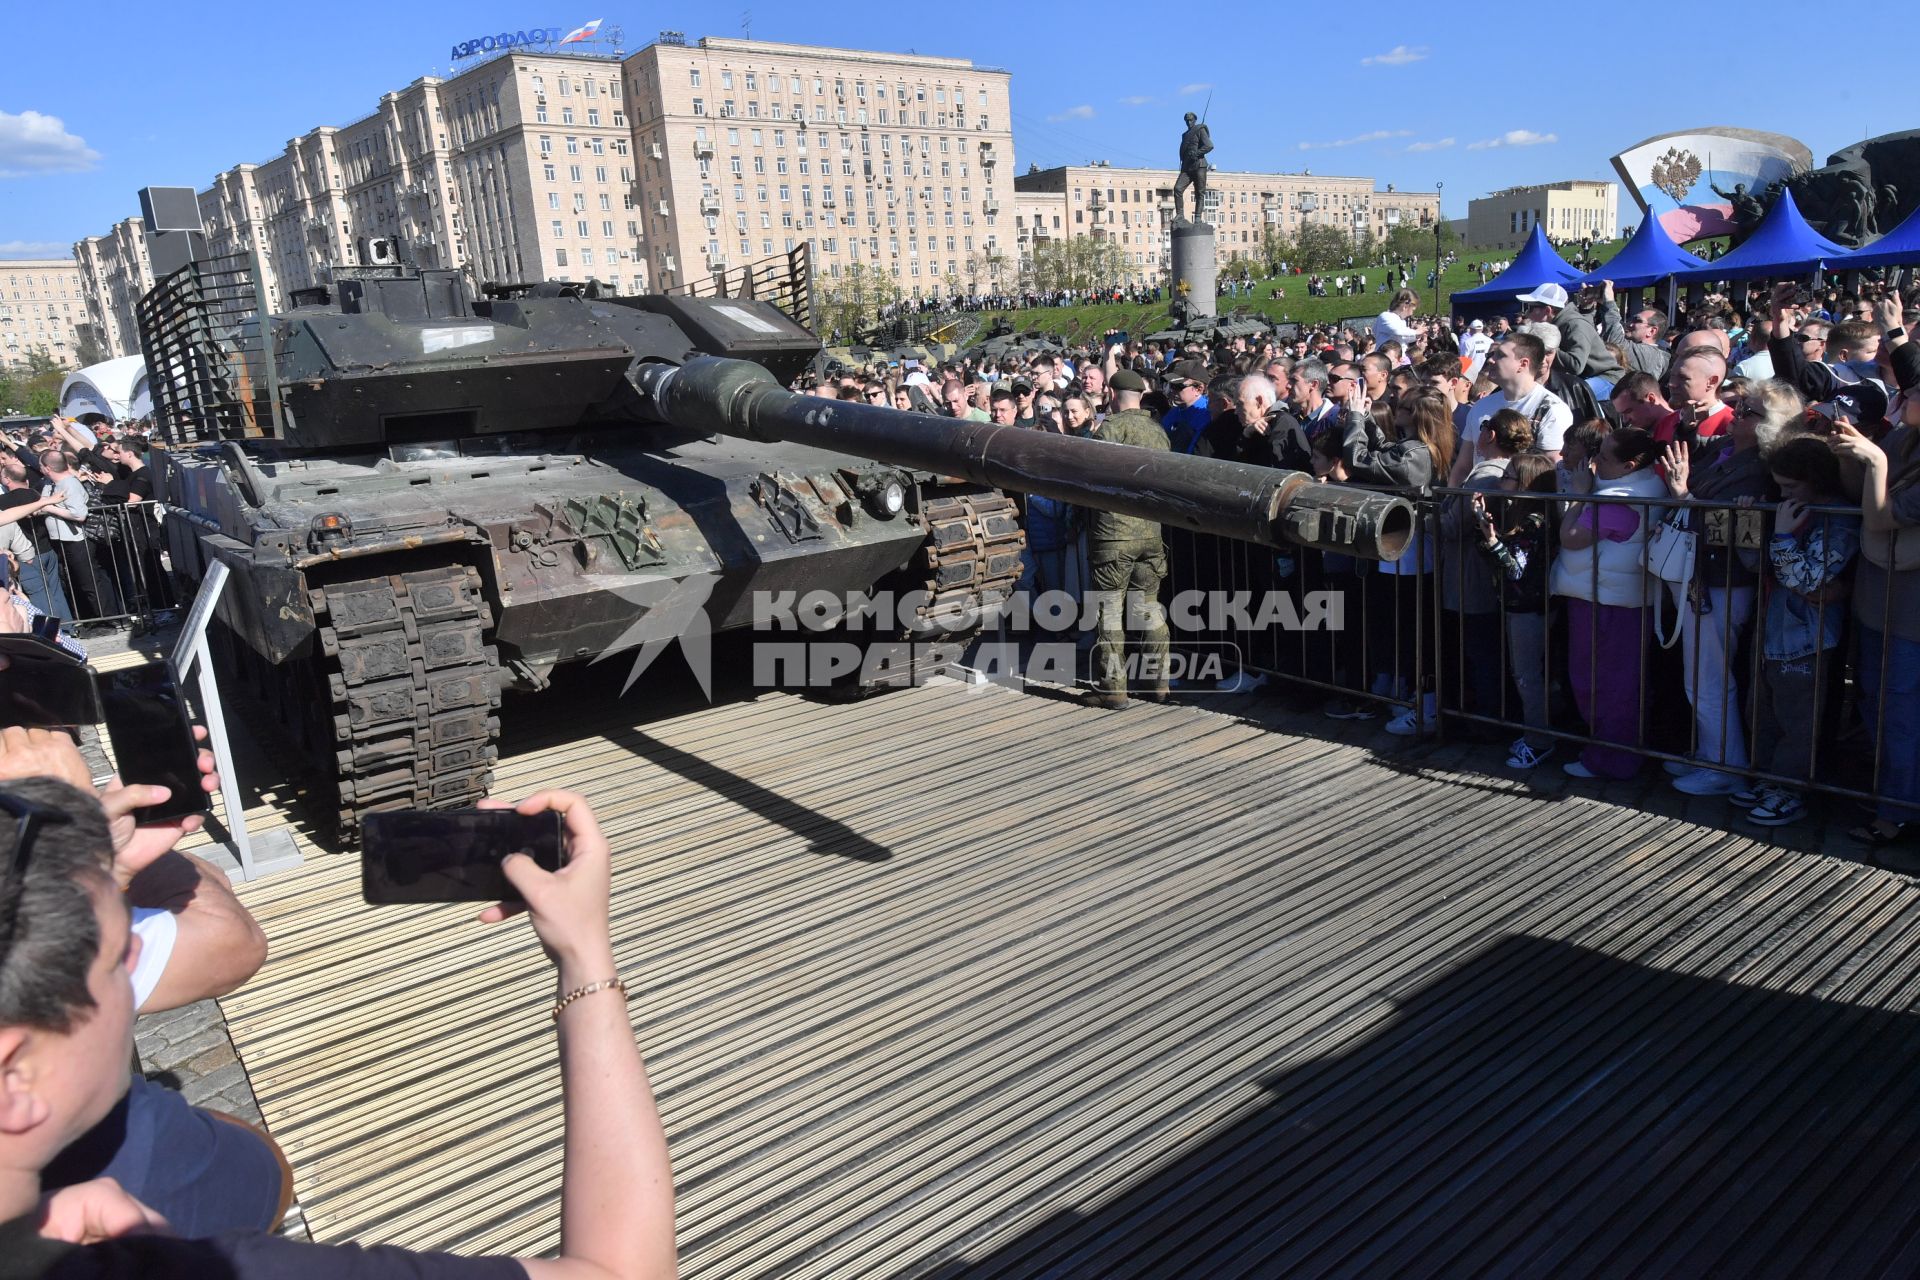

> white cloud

[
  {"left": 1468, "top": 129, "right": 1558, "bottom": 150},
  {"left": 1178, "top": 83, "right": 1213, "bottom": 95},
  {"left": 0, "top": 240, "right": 73, "bottom": 258},
  {"left": 1298, "top": 129, "right": 1412, "bottom": 151},
  {"left": 1406, "top": 138, "right": 1455, "bottom": 152},
  {"left": 1046, "top": 105, "right": 1095, "bottom": 123},
  {"left": 0, "top": 110, "right": 100, "bottom": 178},
  {"left": 1118, "top": 95, "right": 1155, "bottom": 107},
  {"left": 1361, "top": 44, "right": 1429, "bottom": 67}
]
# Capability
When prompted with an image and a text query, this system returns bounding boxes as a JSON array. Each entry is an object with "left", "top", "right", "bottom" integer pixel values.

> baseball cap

[
  {"left": 1812, "top": 382, "right": 1889, "bottom": 426},
  {"left": 1164, "top": 359, "right": 1210, "bottom": 386},
  {"left": 1514, "top": 283, "right": 1569, "bottom": 309},
  {"left": 1109, "top": 369, "right": 1148, "bottom": 393},
  {"left": 1468, "top": 318, "right": 1485, "bottom": 331}
]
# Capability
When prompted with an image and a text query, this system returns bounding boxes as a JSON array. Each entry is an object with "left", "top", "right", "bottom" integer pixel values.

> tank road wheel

[{"left": 307, "top": 565, "right": 501, "bottom": 835}]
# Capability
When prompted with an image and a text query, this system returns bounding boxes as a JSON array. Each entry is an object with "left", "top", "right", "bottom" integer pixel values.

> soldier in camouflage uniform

[{"left": 1085, "top": 369, "right": 1172, "bottom": 709}]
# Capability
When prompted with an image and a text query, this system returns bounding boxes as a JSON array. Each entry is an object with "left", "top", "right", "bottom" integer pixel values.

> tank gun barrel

[{"left": 634, "top": 357, "right": 1412, "bottom": 561}]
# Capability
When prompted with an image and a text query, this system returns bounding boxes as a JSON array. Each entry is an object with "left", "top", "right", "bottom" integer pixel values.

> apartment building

[
  {"left": 73, "top": 219, "right": 153, "bottom": 359},
  {"left": 0, "top": 258, "right": 88, "bottom": 369},
  {"left": 622, "top": 36, "right": 1016, "bottom": 294},
  {"left": 73, "top": 49, "right": 643, "bottom": 360},
  {"left": 1013, "top": 163, "right": 1441, "bottom": 284},
  {"left": 1465, "top": 180, "right": 1619, "bottom": 251}
]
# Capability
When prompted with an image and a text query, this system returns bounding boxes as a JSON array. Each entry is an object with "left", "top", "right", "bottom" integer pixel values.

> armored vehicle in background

[{"left": 138, "top": 249, "right": 1409, "bottom": 833}]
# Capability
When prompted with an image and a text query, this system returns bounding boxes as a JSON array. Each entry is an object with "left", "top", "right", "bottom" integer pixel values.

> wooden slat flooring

[{"left": 220, "top": 679, "right": 1920, "bottom": 1277}]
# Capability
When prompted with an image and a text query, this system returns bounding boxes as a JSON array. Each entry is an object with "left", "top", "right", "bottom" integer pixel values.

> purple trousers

[{"left": 1565, "top": 598, "right": 1647, "bottom": 779}]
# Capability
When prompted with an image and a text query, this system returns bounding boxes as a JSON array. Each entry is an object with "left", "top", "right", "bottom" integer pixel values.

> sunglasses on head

[{"left": 1, "top": 790, "right": 71, "bottom": 883}]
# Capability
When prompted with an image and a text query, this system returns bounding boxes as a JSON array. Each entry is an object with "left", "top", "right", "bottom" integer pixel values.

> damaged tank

[{"left": 137, "top": 251, "right": 1410, "bottom": 832}]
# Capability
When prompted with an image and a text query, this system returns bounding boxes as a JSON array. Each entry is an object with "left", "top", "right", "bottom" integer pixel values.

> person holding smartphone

[{"left": 0, "top": 778, "right": 677, "bottom": 1279}]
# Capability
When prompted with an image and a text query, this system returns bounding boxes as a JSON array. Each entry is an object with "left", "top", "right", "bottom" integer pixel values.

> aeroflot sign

[{"left": 451, "top": 17, "right": 601, "bottom": 59}]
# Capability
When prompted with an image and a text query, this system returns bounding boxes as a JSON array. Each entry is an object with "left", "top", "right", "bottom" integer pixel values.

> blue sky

[{"left": 1, "top": 0, "right": 1910, "bottom": 258}]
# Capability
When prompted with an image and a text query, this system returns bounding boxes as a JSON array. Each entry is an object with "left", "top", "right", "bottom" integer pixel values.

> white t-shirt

[
  {"left": 1462, "top": 331, "right": 1493, "bottom": 362},
  {"left": 1373, "top": 310, "right": 1418, "bottom": 350},
  {"left": 131, "top": 906, "right": 179, "bottom": 1011},
  {"left": 1462, "top": 381, "right": 1574, "bottom": 456}
]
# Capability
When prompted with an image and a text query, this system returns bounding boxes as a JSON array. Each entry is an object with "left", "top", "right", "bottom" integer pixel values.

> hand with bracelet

[{"left": 477, "top": 789, "right": 679, "bottom": 1280}]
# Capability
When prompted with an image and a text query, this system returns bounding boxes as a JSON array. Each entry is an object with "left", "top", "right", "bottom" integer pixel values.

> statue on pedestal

[{"left": 1173, "top": 111, "right": 1212, "bottom": 226}]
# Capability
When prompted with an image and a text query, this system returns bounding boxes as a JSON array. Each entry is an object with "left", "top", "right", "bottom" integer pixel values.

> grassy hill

[{"left": 979, "top": 239, "right": 1633, "bottom": 343}]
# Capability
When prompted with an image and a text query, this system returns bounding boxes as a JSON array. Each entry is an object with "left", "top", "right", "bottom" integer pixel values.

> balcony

[
  {"left": 693, "top": 140, "right": 715, "bottom": 159},
  {"left": 983, "top": 201, "right": 999, "bottom": 215},
  {"left": 699, "top": 195, "right": 720, "bottom": 215},
  {"left": 707, "top": 256, "right": 729, "bottom": 272},
  {"left": 979, "top": 144, "right": 999, "bottom": 166},
  {"left": 656, "top": 200, "right": 671, "bottom": 216}
]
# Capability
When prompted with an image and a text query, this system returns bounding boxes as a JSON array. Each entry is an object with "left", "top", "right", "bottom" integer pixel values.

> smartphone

[
  {"left": 0, "top": 634, "right": 99, "bottom": 728},
  {"left": 361, "top": 808, "right": 566, "bottom": 904},
  {"left": 98, "top": 660, "right": 208, "bottom": 822}
]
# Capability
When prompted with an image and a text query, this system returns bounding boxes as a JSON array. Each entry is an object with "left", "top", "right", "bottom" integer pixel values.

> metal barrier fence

[
  {"left": 1156, "top": 483, "right": 1909, "bottom": 821},
  {"left": 8, "top": 500, "right": 177, "bottom": 631}
]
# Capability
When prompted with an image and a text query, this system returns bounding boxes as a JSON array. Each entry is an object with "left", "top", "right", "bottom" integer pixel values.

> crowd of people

[
  {"left": 805, "top": 273, "right": 1920, "bottom": 847},
  {"left": 0, "top": 415, "right": 171, "bottom": 634}
]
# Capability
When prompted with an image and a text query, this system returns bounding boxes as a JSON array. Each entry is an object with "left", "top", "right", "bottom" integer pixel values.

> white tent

[{"left": 58, "top": 355, "right": 151, "bottom": 422}]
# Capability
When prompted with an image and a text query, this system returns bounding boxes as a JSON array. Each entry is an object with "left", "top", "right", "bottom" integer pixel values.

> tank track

[
  {"left": 308, "top": 564, "right": 501, "bottom": 832},
  {"left": 915, "top": 491, "right": 1026, "bottom": 633}
]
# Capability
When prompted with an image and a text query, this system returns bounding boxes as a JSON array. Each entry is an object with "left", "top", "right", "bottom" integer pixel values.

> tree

[
  {"left": 72, "top": 326, "right": 107, "bottom": 369},
  {"left": 1023, "top": 236, "right": 1128, "bottom": 293},
  {"left": 818, "top": 262, "right": 902, "bottom": 340}
]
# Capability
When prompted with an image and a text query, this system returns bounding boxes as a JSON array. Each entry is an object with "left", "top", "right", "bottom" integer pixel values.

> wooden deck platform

[{"left": 220, "top": 678, "right": 1920, "bottom": 1278}]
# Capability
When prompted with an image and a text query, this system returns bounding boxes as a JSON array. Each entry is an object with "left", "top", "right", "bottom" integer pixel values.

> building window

[
  {"left": 721, "top": 71, "right": 733, "bottom": 89},
  {"left": 588, "top": 108, "right": 601, "bottom": 126},
  {"left": 565, "top": 137, "right": 579, "bottom": 154},
  {"left": 556, "top": 249, "right": 568, "bottom": 265},
  {"left": 602, "top": 220, "right": 614, "bottom": 237},
  {"left": 551, "top": 220, "right": 564, "bottom": 238},
  {"left": 548, "top": 193, "right": 560, "bottom": 210},
  {"left": 562, "top": 107, "right": 575, "bottom": 124},
  {"left": 692, "top": 98, "right": 705, "bottom": 116},
  {"left": 690, "top": 69, "right": 701, "bottom": 87},
  {"left": 577, "top": 219, "right": 590, "bottom": 237},
  {"left": 536, "top": 106, "right": 548, "bottom": 123},
  {"left": 539, "top": 135, "right": 552, "bottom": 155}
]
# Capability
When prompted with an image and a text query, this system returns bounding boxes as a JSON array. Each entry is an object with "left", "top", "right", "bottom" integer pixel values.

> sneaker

[
  {"left": 1673, "top": 767, "right": 1743, "bottom": 796},
  {"left": 1563, "top": 761, "right": 1600, "bottom": 778},
  {"left": 1385, "top": 709, "right": 1433, "bottom": 737},
  {"left": 1749, "top": 790, "right": 1806, "bottom": 826},
  {"left": 1506, "top": 739, "right": 1553, "bottom": 770},
  {"left": 1323, "top": 699, "right": 1377, "bottom": 721},
  {"left": 1216, "top": 670, "right": 1270, "bottom": 693},
  {"left": 1728, "top": 786, "right": 1770, "bottom": 809}
]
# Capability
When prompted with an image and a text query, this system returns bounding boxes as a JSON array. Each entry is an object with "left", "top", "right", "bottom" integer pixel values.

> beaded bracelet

[{"left": 551, "top": 976, "right": 628, "bottom": 1022}]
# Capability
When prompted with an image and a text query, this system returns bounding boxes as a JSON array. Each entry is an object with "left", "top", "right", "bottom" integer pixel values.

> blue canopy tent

[
  {"left": 1574, "top": 216, "right": 1708, "bottom": 288},
  {"left": 1824, "top": 201, "right": 1920, "bottom": 271},
  {"left": 1451, "top": 224, "right": 1583, "bottom": 315},
  {"left": 1669, "top": 189, "right": 1844, "bottom": 283}
]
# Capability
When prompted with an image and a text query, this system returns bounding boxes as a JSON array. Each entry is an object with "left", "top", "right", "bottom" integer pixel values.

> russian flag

[{"left": 560, "top": 18, "right": 602, "bottom": 43}]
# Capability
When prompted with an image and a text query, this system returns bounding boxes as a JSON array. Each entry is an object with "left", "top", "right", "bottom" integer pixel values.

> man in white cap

[
  {"left": 1461, "top": 318, "right": 1493, "bottom": 363},
  {"left": 1515, "top": 282, "right": 1622, "bottom": 380}
]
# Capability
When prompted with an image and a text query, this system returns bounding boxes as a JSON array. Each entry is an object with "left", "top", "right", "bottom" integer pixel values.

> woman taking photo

[
  {"left": 1660, "top": 380, "right": 1795, "bottom": 795},
  {"left": 1342, "top": 386, "right": 1453, "bottom": 735}
]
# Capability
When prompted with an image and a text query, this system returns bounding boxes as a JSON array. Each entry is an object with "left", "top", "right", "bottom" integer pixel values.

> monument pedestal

[{"left": 1170, "top": 221, "right": 1217, "bottom": 324}]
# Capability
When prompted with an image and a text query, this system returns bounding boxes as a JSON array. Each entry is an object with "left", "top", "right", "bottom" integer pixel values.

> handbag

[{"left": 1645, "top": 507, "right": 1696, "bottom": 585}]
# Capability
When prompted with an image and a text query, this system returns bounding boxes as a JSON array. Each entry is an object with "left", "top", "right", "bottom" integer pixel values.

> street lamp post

[{"left": 1433, "top": 180, "right": 1444, "bottom": 315}]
